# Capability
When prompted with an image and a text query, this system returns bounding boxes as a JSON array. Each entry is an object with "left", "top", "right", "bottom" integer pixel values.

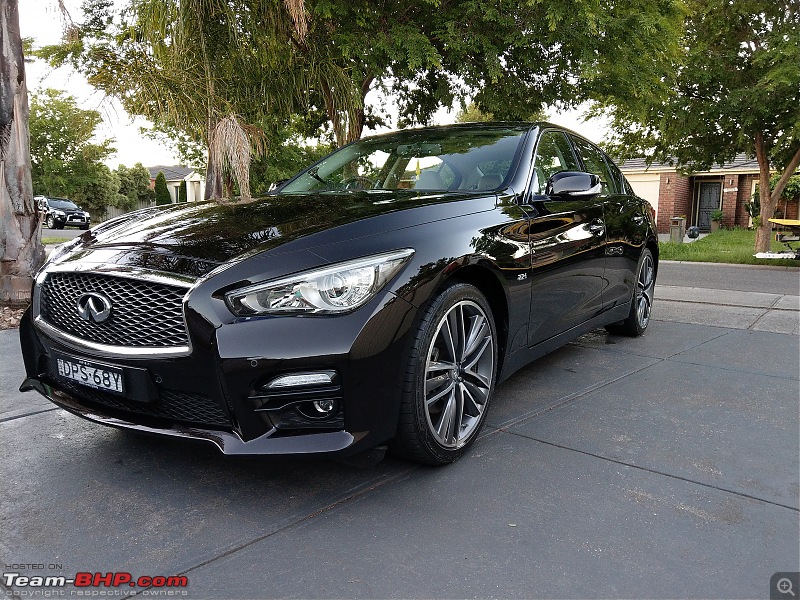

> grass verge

[
  {"left": 659, "top": 228, "right": 799, "bottom": 267},
  {"left": 42, "top": 237, "right": 72, "bottom": 245}
]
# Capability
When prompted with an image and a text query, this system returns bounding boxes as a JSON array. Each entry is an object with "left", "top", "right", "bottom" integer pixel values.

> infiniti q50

[{"left": 19, "top": 123, "right": 657, "bottom": 465}]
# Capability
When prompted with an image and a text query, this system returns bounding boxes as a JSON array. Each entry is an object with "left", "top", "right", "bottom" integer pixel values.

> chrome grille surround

[{"left": 34, "top": 265, "right": 195, "bottom": 358}]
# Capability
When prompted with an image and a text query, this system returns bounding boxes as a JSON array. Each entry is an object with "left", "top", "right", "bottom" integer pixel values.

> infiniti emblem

[{"left": 76, "top": 292, "right": 112, "bottom": 323}]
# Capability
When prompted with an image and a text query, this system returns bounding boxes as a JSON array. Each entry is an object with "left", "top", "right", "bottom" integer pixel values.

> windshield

[
  {"left": 281, "top": 127, "right": 527, "bottom": 193},
  {"left": 48, "top": 198, "right": 80, "bottom": 210}
]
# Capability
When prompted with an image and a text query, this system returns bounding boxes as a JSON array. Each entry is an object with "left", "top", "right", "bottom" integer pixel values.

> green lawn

[
  {"left": 659, "top": 228, "right": 799, "bottom": 267},
  {"left": 42, "top": 237, "right": 72, "bottom": 245}
]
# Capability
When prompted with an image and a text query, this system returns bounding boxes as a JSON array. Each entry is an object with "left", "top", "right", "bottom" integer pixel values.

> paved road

[
  {"left": 41, "top": 227, "right": 84, "bottom": 240},
  {"left": 1, "top": 264, "right": 798, "bottom": 599},
  {"left": 659, "top": 261, "right": 799, "bottom": 295}
]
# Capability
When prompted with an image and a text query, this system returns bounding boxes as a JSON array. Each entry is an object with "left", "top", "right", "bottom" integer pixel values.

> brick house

[{"left": 620, "top": 154, "right": 799, "bottom": 234}]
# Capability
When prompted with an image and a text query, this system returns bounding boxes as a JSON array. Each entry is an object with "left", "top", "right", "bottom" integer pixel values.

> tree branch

[{"left": 770, "top": 145, "right": 800, "bottom": 204}]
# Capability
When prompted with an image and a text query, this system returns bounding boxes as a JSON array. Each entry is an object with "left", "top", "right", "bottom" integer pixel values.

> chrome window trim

[{"left": 34, "top": 264, "right": 197, "bottom": 358}]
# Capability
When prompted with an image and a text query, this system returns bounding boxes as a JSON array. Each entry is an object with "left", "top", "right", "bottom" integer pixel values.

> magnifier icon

[{"left": 778, "top": 578, "right": 796, "bottom": 597}]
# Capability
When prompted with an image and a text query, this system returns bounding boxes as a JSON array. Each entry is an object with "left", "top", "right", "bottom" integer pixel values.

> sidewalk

[{"left": 654, "top": 284, "right": 800, "bottom": 335}]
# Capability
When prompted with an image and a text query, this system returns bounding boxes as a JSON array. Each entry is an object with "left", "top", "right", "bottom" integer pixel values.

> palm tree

[{"left": 0, "top": 0, "right": 45, "bottom": 307}]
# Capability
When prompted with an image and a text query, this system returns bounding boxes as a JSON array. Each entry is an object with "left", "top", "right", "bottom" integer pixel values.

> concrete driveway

[{"left": 1, "top": 262, "right": 798, "bottom": 599}]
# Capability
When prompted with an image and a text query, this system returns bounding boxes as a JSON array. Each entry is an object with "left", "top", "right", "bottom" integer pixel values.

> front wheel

[
  {"left": 392, "top": 283, "right": 498, "bottom": 465},
  {"left": 606, "top": 248, "right": 655, "bottom": 337},
  {"left": 46, "top": 216, "right": 55, "bottom": 229}
]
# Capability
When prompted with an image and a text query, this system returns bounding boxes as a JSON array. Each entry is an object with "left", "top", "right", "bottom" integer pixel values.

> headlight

[
  {"left": 226, "top": 249, "right": 415, "bottom": 316},
  {"left": 53, "top": 210, "right": 65, "bottom": 216},
  {"left": 83, "top": 211, "right": 91, "bottom": 218}
]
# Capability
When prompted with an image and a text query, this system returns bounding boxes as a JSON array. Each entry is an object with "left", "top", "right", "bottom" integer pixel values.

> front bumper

[
  {"left": 51, "top": 214, "right": 90, "bottom": 227},
  {"left": 19, "top": 284, "right": 418, "bottom": 456},
  {"left": 19, "top": 377, "right": 357, "bottom": 455}
]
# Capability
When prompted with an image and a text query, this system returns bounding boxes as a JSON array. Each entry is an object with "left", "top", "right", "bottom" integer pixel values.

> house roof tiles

[
  {"left": 620, "top": 153, "right": 760, "bottom": 173},
  {"left": 148, "top": 165, "right": 196, "bottom": 181}
]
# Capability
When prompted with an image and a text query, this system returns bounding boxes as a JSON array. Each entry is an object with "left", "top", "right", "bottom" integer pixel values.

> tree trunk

[
  {"left": 754, "top": 132, "right": 800, "bottom": 253},
  {"left": 1, "top": 0, "right": 44, "bottom": 306},
  {"left": 204, "top": 153, "right": 224, "bottom": 200}
]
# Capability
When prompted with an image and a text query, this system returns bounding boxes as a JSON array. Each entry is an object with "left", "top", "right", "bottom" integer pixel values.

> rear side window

[
  {"left": 530, "top": 131, "right": 581, "bottom": 194},
  {"left": 571, "top": 137, "right": 619, "bottom": 196}
]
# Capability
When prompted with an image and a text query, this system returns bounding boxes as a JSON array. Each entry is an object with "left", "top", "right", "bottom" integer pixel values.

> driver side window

[{"left": 531, "top": 131, "right": 580, "bottom": 195}]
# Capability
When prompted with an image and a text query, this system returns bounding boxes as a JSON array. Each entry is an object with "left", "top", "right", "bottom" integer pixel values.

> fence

[{"left": 99, "top": 199, "right": 157, "bottom": 223}]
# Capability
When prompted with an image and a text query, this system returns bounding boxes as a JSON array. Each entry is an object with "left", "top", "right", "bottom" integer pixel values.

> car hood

[{"left": 53, "top": 190, "right": 493, "bottom": 278}]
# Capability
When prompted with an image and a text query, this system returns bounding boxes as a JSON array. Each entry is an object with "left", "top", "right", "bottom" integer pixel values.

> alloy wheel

[
  {"left": 635, "top": 254, "right": 655, "bottom": 329},
  {"left": 423, "top": 300, "right": 495, "bottom": 448}
]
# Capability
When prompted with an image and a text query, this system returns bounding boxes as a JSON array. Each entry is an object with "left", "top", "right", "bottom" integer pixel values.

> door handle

[
  {"left": 633, "top": 214, "right": 645, "bottom": 225},
  {"left": 588, "top": 219, "right": 605, "bottom": 235}
]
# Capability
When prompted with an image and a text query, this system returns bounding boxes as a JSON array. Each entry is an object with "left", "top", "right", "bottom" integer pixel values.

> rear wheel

[
  {"left": 392, "top": 283, "right": 497, "bottom": 465},
  {"left": 606, "top": 248, "right": 655, "bottom": 337}
]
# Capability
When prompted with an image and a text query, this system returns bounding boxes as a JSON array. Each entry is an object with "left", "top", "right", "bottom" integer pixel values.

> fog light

[
  {"left": 266, "top": 371, "right": 336, "bottom": 389},
  {"left": 313, "top": 399, "right": 335, "bottom": 414}
]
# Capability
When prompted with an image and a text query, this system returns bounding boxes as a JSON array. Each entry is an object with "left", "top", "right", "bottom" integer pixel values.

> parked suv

[{"left": 36, "top": 196, "right": 91, "bottom": 230}]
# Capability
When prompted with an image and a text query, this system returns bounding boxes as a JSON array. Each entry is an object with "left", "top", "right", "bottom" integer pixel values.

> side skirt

[{"left": 498, "top": 302, "right": 631, "bottom": 383}]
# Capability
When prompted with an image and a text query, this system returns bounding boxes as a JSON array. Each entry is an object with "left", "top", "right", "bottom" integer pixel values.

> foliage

[
  {"left": 710, "top": 209, "right": 724, "bottom": 222},
  {"left": 114, "top": 163, "right": 155, "bottom": 210},
  {"left": 28, "top": 88, "right": 116, "bottom": 215},
  {"left": 178, "top": 180, "right": 187, "bottom": 203},
  {"left": 658, "top": 228, "right": 798, "bottom": 266},
  {"left": 39, "top": 0, "right": 685, "bottom": 198},
  {"left": 744, "top": 195, "right": 761, "bottom": 227},
  {"left": 596, "top": 0, "right": 800, "bottom": 252},
  {"left": 769, "top": 173, "right": 800, "bottom": 200},
  {"left": 71, "top": 164, "right": 120, "bottom": 216},
  {"left": 154, "top": 172, "right": 171, "bottom": 205},
  {"left": 455, "top": 102, "right": 546, "bottom": 124}
]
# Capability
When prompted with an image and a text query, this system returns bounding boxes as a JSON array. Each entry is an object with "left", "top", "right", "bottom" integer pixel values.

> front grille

[
  {"left": 56, "top": 380, "right": 231, "bottom": 429},
  {"left": 40, "top": 273, "right": 189, "bottom": 348}
]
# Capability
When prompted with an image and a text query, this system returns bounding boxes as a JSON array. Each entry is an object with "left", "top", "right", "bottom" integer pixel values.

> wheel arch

[
  {"left": 646, "top": 236, "right": 659, "bottom": 277},
  {"left": 440, "top": 263, "right": 510, "bottom": 373}
]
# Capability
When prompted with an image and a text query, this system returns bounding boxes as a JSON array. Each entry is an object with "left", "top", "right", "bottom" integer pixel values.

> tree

[
  {"left": 41, "top": 0, "right": 684, "bottom": 198},
  {"left": 115, "top": 162, "right": 155, "bottom": 209},
  {"left": 455, "top": 103, "right": 546, "bottom": 124},
  {"left": 1, "top": 0, "right": 44, "bottom": 306},
  {"left": 40, "top": 0, "right": 311, "bottom": 201},
  {"left": 71, "top": 164, "right": 120, "bottom": 216},
  {"left": 599, "top": 0, "right": 800, "bottom": 253},
  {"left": 178, "top": 180, "right": 187, "bottom": 203},
  {"left": 28, "top": 88, "right": 116, "bottom": 215},
  {"left": 154, "top": 172, "right": 171, "bottom": 205}
]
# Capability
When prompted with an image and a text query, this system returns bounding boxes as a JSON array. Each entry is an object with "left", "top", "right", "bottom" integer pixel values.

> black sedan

[{"left": 19, "top": 123, "right": 657, "bottom": 465}]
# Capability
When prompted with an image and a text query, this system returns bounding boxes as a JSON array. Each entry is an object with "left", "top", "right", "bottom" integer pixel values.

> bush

[
  {"left": 178, "top": 180, "right": 187, "bottom": 202},
  {"left": 154, "top": 172, "right": 171, "bottom": 206}
]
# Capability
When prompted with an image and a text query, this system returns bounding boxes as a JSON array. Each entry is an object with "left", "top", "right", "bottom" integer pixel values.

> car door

[
  {"left": 595, "top": 153, "right": 652, "bottom": 311},
  {"left": 524, "top": 130, "right": 607, "bottom": 346}
]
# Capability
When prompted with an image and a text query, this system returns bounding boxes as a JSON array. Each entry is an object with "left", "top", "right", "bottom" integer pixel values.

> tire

[
  {"left": 606, "top": 248, "right": 655, "bottom": 337},
  {"left": 392, "top": 283, "right": 498, "bottom": 465},
  {"left": 46, "top": 216, "right": 54, "bottom": 229}
]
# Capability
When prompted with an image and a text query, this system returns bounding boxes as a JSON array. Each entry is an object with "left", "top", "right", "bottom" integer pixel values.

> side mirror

[
  {"left": 268, "top": 179, "right": 289, "bottom": 192},
  {"left": 546, "top": 171, "right": 602, "bottom": 200}
]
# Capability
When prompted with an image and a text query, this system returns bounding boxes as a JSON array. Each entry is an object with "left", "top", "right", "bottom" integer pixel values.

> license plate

[{"left": 53, "top": 352, "right": 124, "bottom": 394}]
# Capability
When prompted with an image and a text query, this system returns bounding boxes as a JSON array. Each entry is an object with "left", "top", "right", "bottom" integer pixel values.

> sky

[{"left": 18, "top": 1, "right": 610, "bottom": 170}]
